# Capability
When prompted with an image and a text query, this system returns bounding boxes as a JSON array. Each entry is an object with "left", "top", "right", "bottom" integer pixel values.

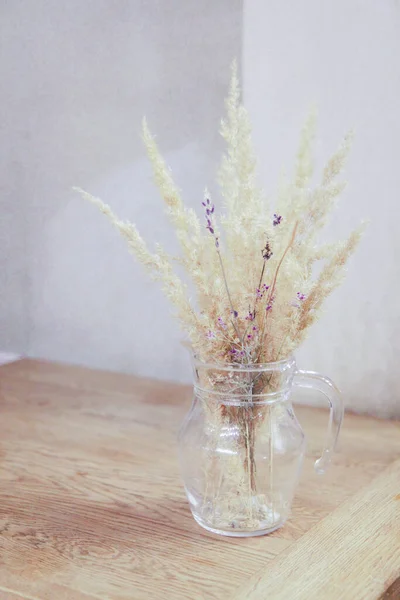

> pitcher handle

[{"left": 293, "top": 370, "right": 344, "bottom": 475}]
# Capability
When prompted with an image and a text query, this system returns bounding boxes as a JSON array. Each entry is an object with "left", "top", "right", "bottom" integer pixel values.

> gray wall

[
  {"left": 243, "top": 0, "right": 400, "bottom": 417},
  {"left": 0, "top": 0, "right": 243, "bottom": 380}
]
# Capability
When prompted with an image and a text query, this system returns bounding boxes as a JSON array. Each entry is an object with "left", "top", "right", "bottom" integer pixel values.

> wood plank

[
  {"left": 0, "top": 359, "right": 399, "bottom": 599},
  {"left": 379, "top": 577, "right": 400, "bottom": 599},
  {"left": 235, "top": 459, "right": 400, "bottom": 600}
]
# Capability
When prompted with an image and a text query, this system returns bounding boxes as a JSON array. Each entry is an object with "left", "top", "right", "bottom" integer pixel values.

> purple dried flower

[
  {"left": 217, "top": 317, "right": 227, "bottom": 330},
  {"left": 230, "top": 347, "right": 245, "bottom": 358},
  {"left": 247, "top": 334, "right": 253, "bottom": 340},
  {"left": 252, "top": 326, "right": 258, "bottom": 331},
  {"left": 202, "top": 198, "right": 219, "bottom": 234},
  {"left": 203, "top": 198, "right": 216, "bottom": 236},
  {"left": 231, "top": 310, "right": 238, "bottom": 318},
  {"left": 245, "top": 311, "right": 255, "bottom": 321},
  {"left": 206, "top": 217, "right": 214, "bottom": 235},
  {"left": 206, "top": 330, "right": 216, "bottom": 340},
  {"left": 266, "top": 296, "right": 275, "bottom": 312},
  {"left": 256, "top": 283, "right": 269, "bottom": 299},
  {"left": 297, "top": 292, "right": 306, "bottom": 301},
  {"left": 273, "top": 213, "right": 282, "bottom": 226},
  {"left": 262, "top": 242, "right": 273, "bottom": 261}
]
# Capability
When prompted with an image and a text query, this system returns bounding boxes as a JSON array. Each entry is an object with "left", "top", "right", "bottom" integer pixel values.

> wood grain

[
  {"left": 0, "top": 359, "right": 399, "bottom": 600},
  {"left": 235, "top": 459, "right": 400, "bottom": 600}
]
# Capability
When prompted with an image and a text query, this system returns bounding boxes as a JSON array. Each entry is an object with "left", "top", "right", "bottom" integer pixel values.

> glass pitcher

[{"left": 178, "top": 356, "right": 343, "bottom": 537}]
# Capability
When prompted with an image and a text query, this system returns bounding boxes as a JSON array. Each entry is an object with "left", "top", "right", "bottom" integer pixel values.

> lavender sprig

[
  {"left": 217, "top": 316, "right": 227, "bottom": 330},
  {"left": 202, "top": 198, "right": 216, "bottom": 237},
  {"left": 262, "top": 241, "right": 273, "bottom": 261},
  {"left": 248, "top": 240, "right": 274, "bottom": 323},
  {"left": 256, "top": 283, "right": 269, "bottom": 299},
  {"left": 202, "top": 193, "right": 241, "bottom": 340},
  {"left": 291, "top": 292, "right": 306, "bottom": 308}
]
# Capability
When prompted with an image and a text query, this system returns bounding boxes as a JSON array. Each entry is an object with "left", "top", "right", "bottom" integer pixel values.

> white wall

[
  {"left": 244, "top": 0, "right": 400, "bottom": 416},
  {"left": 0, "top": 23, "right": 28, "bottom": 352},
  {"left": 0, "top": 0, "right": 242, "bottom": 381}
]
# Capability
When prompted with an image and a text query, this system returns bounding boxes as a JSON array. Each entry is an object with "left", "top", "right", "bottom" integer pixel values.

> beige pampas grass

[{"left": 76, "top": 64, "right": 364, "bottom": 365}]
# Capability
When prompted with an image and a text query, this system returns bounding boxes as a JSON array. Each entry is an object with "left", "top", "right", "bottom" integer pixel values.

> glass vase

[{"left": 178, "top": 356, "right": 343, "bottom": 537}]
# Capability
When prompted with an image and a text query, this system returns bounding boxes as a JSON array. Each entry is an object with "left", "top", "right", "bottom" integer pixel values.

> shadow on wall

[
  {"left": 0, "top": 0, "right": 243, "bottom": 382},
  {"left": 31, "top": 145, "right": 210, "bottom": 382}
]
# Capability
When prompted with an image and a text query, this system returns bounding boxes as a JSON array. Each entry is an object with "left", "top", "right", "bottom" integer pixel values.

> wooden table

[{"left": 0, "top": 359, "right": 399, "bottom": 600}]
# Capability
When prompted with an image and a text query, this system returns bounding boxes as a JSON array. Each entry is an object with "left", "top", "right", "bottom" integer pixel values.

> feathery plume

[{"left": 76, "top": 65, "right": 364, "bottom": 364}]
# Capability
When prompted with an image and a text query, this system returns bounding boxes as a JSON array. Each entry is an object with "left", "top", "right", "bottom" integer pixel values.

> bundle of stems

[{"left": 195, "top": 365, "right": 281, "bottom": 528}]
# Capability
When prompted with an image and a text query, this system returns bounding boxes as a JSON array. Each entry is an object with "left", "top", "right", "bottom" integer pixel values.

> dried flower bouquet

[{"left": 76, "top": 64, "right": 363, "bottom": 532}]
